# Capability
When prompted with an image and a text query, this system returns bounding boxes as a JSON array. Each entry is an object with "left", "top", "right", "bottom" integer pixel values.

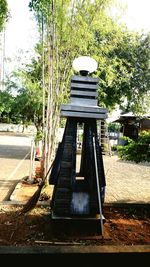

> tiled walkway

[
  {"left": 103, "top": 155, "right": 150, "bottom": 204},
  {"left": 3, "top": 154, "right": 150, "bottom": 205}
]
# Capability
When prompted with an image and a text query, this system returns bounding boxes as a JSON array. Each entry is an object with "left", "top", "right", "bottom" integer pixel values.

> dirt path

[{"left": 0, "top": 153, "right": 149, "bottom": 249}]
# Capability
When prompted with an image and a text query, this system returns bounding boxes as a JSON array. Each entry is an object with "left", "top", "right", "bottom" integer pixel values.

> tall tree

[
  {"left": 11, "top": 53, "right": 43, "bottom": 131},
  {"left": 4, "top": 0, "right": 149, "bottom": 174},
  {"left": 28, "top": 0, "right": 116, "bottom": 172},
  {"left": 0, "top": 89, "right": 14, "bottom": 122}
]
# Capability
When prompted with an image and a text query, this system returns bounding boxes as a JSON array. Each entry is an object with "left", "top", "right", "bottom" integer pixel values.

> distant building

[{"left": 113, "top": 112, "right": 150, "bottom": 140}]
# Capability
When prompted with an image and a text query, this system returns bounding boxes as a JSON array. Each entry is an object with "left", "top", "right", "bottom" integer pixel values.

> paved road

[{"left": 0, "top": 132, "right": 33, "bottom": 201}]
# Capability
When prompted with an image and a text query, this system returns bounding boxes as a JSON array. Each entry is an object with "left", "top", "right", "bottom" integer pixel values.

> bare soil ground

[
  {"left": 1, "top": 154, "right": 150, "bottom": 248},
  {"left": 0, "top": 203, "right": 149, "bottom": 247}
]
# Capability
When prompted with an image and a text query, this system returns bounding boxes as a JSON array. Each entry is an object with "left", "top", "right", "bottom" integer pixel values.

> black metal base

[
  {"left": 51, "top": 211, "right": 105, "bottom": 222},
  {"left": 49, "top": 117, "right": 106, "bottom": 217}
]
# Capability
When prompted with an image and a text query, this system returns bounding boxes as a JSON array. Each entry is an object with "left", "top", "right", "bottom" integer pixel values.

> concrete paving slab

[{"left": 7, "top": 154, "right": 150, "bottom": 204}]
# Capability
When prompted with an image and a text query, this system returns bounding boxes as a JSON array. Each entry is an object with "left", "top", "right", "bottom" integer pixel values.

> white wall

[{"left": 0, "top": 123, "right": 36, "bottom": 134}]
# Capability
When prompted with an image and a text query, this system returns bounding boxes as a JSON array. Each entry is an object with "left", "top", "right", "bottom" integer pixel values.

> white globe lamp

[{"left": 72, "top": 56, "right": 98, "bottom": 76}]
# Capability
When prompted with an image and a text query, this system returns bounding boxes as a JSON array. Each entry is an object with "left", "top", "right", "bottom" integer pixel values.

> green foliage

[
  {"left": 59, "top": 118, "right": 66, "bottom": 128},
  {"left": 28, "top": 0, "right": 118, "bottom": 106},
  {"left": 34, "top": 129, "right": 43, "bottom": 144},
  {"left": 111, "top": 144, "right": 117, "bottom": 151},
  {"left": 128, "top": 34, "right": 150, "bottom": 114},
  {"left": 108, "top": 122, "right": 120, "bottom": 132},
  {"left": 2, "top": 0, "right": 150, "bottom": 131},
  {"left": 28, "top": 0, "right": 150, "bottom": 114},
  {"left": 0, "top": 0, "right": 8, "bottom": 31},
  {"left": 10, "top": 55, "right": 43, "bottom": 128},
  {"left": 117, "top": 132, "right": 150, "bottom": 163},
  {"left": 0, "top": 54, "right": 43, "bottom": 127},
  {"left": 95, "top": 30, "right": 150, "bottom": 113},
  {"left": 0, "top": 89, "right": 14, "bottom": 122}
]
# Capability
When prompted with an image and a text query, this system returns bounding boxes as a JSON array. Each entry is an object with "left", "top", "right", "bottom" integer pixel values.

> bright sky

[
  {"left": 3, "top": 0, "right": 150, "bottom": 74},
  {"left": 5, "top": 0, "right": 38, "bottom": 71},
  {"left": 117, "top": 0, "right": 150, "bottom": 33}
]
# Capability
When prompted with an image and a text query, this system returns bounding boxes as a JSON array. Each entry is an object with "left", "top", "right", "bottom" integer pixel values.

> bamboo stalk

[{"left": 28, "top": 139, "right": 35, "bottom": 182}]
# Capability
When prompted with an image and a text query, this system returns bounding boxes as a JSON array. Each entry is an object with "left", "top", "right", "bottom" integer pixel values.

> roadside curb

[{"left": 0, "top": 244, "right": 150, "bottom": 254}]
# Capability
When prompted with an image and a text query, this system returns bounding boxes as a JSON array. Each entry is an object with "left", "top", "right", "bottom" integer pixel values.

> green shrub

[
  {"left": 117, "top": 131, "right": 150, "bottom": 163},
  {"left": 111, "top": 144, "right": 118, "bottom": 151}
]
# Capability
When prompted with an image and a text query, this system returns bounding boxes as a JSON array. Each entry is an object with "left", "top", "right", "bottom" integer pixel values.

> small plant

[
  {"left": 111, "top": 144, "right": 117, "bottom": 151},
  {"left": 117, "top": 131, "right": 150, "bottom": 163},
  {"left": 34, "top": 130, "right": 43, "bottom": 145}
]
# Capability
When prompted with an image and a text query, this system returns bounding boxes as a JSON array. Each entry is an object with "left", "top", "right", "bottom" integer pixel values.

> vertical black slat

[
  {"left": 81, "top": 119, "right": 96, "bottom": 190},
  {"left": 82, "top": 119, "right": 99, "bottom": 214},
  {"left": 80, "top": 119, "right": 91, "bottom": 178},
  {"left": 48, "top": 141, "right": 64, "bottom": 185},
  {"left": 84, "top": 119, "right": 99, "bottom": 214},
  {"left": 52, "top": 118, "right": 77, "bottom": 215},
  {"left": 49, "top": 119, "right": 69, "bottom": 185}
]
